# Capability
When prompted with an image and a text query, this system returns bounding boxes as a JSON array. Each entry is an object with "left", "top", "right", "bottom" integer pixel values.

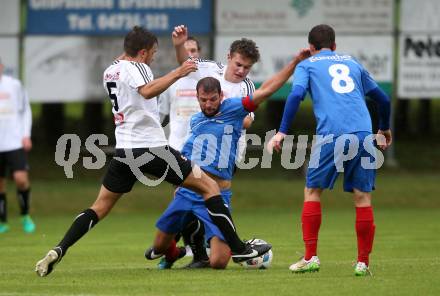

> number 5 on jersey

[
  {"left": 106, "top": 82, "right": 119, "bottom": 111},
  {"left": 329, "top": 64, "right": 354, "bottom": 94}
]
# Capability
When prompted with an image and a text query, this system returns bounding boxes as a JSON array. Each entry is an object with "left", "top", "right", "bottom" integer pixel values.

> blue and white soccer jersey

[
  {"left": 293, "top": 50, "right": 379, "bottom": 192},
  {"left": 156, "top": 188, "right": 232, "bottom": 242}
]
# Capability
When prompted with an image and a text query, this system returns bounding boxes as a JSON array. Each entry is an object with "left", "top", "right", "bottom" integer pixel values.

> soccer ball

[{"left": 240, "top": 239, "right": 273, "bottom": 269}]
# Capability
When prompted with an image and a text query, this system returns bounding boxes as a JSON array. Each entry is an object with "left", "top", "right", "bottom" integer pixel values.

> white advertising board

[
  {"left": 24, "top": 36, "right": 210, "bottom": 102},
  {"left": 401, "top": 0, "right": 440, "bottom": 32},
  {"left": 215, "top": 35, "right": 393, "bottom": 84},
  {"left": 216, "top": 0, "right": 393, "bottom": 34},
  {"left": 0, "top": 37, "right": 19, "bottom": 78},
  {"left": 398, "top": 34, "right": 440, "bottom": 98},
  {"left": 0, "top": 0, "right": 20, "bottom": 34}
]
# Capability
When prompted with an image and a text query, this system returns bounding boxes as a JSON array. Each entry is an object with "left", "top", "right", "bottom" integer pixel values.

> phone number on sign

[{"left": 96, "top": 13, "right": 169, "bottom": 31}]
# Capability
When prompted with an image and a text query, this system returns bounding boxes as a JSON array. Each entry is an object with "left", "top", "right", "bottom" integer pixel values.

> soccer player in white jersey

[
  {"left": 158, "top": 36, "right": 203, "bottom": 151},
  {"left": 172, "top": 25, "right": 258, "bottom": 163},
  {"left": 0, "top": 58, "right": 35, "bottom": 234},
  {"left": 35, "top": 26, "right": 270, "bottom": 277}
]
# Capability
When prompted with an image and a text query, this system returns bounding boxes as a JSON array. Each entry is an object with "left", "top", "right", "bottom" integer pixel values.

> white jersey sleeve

[
  {"left": 126, "top": 62, "right": 152, "bottom": 89},
  {"left": 19, "top": 83, "right": 32, "bottom": 138}
]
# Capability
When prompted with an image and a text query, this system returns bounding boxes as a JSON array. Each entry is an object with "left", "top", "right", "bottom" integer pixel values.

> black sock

[
  {"left": 204, "top": 195, "right": 245, "bottom": 254},
  {"left": 0, "top": 193, "right": 6, "bottom": 223},
  {"left": 56, "top": 208, "right": 99, "bottom": 257},
  {"left": 182, "top": 215, "right": 209, "bottom": 261},
  {"left": 17, "top": 188, "right": 30, "bottom": 216}
]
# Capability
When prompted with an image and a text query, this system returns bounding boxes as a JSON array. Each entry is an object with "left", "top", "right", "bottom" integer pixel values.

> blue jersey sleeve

[
  {"left": 366, "top": 87, "right": 391, "bottom": 130},
  {"left": 279, "top": 85, "right": 306, "bottom": 134},
  {"left": 361, "top": 68, "right": 379, "bottom": 94},
  {"left": 292, "top": 62, "right": 309, "bottom": 91}
]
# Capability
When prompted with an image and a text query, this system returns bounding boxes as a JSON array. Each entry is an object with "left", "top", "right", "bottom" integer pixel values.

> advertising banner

[
  {"left": 24, "top": 35, "right": 210, "bottom": 102},
  {"left": 26, "top": 0, "right": 212, "bottom": 35},
  {"left": 0, "top": 0, "right": 20, "bottom": 34},
  {"left": 216, "top": 0, "right": 393, "bottom": 34},
  {"left": 398, "top": 34, "right": 440, "bottom": 98}
]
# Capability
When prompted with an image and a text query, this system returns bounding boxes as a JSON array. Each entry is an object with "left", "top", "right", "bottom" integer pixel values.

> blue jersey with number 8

[{"left": 293, "top": 49, "right": 378, "bottom": 136}]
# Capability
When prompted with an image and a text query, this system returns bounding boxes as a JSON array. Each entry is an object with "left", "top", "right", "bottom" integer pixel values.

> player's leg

[
  {"left": 290, "top": 139, "right": 338, "bottom": 273},
  {"left": 35, "top": 186, "right": 122, "bottom": 277},
  {"left": 181, "top": 214, "right": 210, "bottom": 268},
  {"left": 145, "top": 191, "right": 189, "bottom": 269},
  {"left": 289, "top": 187, "right": 322, "bottom": 273},
  {"left": 146, "top": 146, "right": 271, "bottom": 261},
  {"left": 0, "top": 172, "right": 9, "bottom": 233},
  {"left": 343, "top": 132, "right": 376, "bottom": 276},
  {"left": 352, "top": 189, "right": 374, "bottom": 276},
  {"left": 12, "top": 170, "right": 35, "bottom": 233},
  {"left": 35, "top": 156, "right": 133, "bottom": 277},
  {"left": 209, "top": 237, "right": 231, "bottom": 269}
]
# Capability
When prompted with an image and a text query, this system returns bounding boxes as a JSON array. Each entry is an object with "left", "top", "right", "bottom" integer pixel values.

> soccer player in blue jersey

[
  {"left": 145, "top": 49, "right": 311, "bottom": 269},
  {"left": 267, "top": 24, "right": 392, "bottom": 276}
]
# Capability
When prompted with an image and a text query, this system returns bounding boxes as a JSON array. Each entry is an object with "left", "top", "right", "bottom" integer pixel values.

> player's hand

[
  {"left": 266, "top": 132, "right": 286, "bottom": 154},
  {"left": 176, "top": 59, "right": 198, "bottom": 77},
  {"left": 172, "top": 25, "right": 188, "bottom": 46},
  {"left": 294, "top": 48, "right": 311, "bottom": 63},
  {"left": 376, "top": 129, "right": 392, "bottom": 150},
  {"left": 22, "top": 137, "right": 32, "bottom": 152}
]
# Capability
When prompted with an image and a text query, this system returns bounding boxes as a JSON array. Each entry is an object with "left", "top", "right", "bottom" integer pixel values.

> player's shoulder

[
  {"left": 221, "top": 97, "right": 243, "bottom": 110},
  {"left": 2, "top": 75, "right": 21, "bottom": 87},
  {"left": 127, "top": 61, "right": 152, "bottom": 74},
  {"left": 195, "top": 58, "right": 224, "bottom": 70},
  {"left": 240, "top": 77, "right": 255, "bottom": 94}
]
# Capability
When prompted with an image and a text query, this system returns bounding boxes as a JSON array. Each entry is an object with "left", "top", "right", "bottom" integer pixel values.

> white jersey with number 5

[{"left": 103, "top": 60, "right": 167, "bottom": 149}]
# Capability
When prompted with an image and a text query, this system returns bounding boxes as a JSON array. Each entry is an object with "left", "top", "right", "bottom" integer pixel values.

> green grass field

[{"left": 1, "top": 170, "right": 440, "bottom": 295}]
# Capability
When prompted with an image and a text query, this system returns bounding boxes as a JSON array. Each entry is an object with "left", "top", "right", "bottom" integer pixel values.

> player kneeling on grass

[{"left": 145, "top": 49, "right": 311, "bottom": 269}]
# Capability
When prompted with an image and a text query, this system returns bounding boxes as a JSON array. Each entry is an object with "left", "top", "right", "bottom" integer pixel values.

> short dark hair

[
  {"left": 308, "top": 24, "right": 335, "bottom": 50},
  {"left": 196, "top": 77, "right": 222, "bottom": 95},
  {"left": 124, "top": 26, "right": 158, "bottom": 57},
  {"left": 229, "top": 38, "right": 260, "bottom": 64},
  {"left": 187, "top": 36, "right": 201, "bottom": 51}
]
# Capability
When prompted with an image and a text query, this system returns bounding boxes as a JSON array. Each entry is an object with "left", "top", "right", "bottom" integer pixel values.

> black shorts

[
  {"left": 102, "top": 146, "right": 193, "bottom": 194},
  {"left": 0, "top": 148, "right": 29, "bottom": 177}
]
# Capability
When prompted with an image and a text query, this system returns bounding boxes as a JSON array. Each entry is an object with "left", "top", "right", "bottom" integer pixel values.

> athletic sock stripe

[
  {"left": 190, "top": 220, "right": 201, "bottom": 244},
  {"left": 207, "top": 209, "right": 236, "bottom": 232},
  {"left": 74, "top": 212, "right": 85, "bottom": 220}
]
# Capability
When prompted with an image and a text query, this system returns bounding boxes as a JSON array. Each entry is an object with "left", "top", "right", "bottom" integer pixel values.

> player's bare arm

[
  {"left": 172, "top": 25, "right": 189, "bottom": 64},
  {"left": 252, "top": 49, "right": 310, "bottom": 106},
  {"left": 138, "top": 60, "right": 197, "bottom": 99},
  {"left": 242, "top": 115, "right": 254, "bottom": 129}
]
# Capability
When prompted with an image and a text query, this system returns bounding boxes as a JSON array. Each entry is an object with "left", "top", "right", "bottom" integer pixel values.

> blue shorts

[
  {"left": 156, "top": 187, "right": 232, "bottom": 242},
  {"left": 306, "top": 132, "right": 376, "bottom": 193}
]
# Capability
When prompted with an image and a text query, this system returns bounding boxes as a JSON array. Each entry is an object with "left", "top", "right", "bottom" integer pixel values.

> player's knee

[
  {"left": 353, "top": 189, "right": 371, "bottom": 206},
  {"left": 13, "top": 172, "right": 29, "bottom": 190},
  {"left": 209, "top": 255, "right": 229, "bottom": 269}
]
